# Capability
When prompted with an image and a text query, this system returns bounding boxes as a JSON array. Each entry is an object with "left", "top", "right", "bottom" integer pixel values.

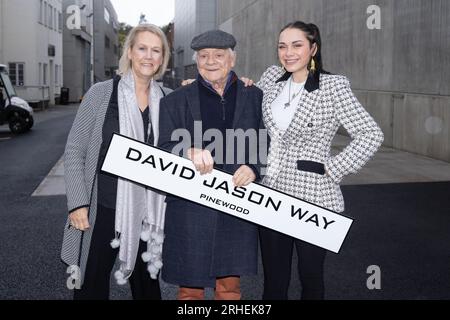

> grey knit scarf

[{"left": 113, "top": 70, "right": 166, "bottom": 284}]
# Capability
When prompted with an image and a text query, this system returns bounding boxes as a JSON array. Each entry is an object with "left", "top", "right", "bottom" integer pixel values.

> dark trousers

[
  {"left": 259, "top": 227, "right": 326, "bottom": 300},
  {"left": 73, "top": 204, "right": 161, "bottom": 300}
]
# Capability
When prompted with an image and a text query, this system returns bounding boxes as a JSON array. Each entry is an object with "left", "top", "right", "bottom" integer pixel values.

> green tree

[{"left": 118, "top": 22, "right": 133, "bottom": 53}]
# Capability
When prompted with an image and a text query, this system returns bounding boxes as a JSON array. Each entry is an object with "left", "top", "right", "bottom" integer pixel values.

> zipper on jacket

[
  {"left": 220, "top": 97, "right": 226, "bottom": 121},
  {"left": 202, "top": 82, "right": 227, "bottom": 122}
]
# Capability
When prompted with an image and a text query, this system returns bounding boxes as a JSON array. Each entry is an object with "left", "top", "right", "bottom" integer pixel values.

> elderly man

[{"left": 158, "top": 30, "right": 264, "bottom": 300}]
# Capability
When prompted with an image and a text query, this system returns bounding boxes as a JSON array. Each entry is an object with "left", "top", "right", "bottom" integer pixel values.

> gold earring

[{"left": 310, "top": 58, "right": 316, "bottom": 73}]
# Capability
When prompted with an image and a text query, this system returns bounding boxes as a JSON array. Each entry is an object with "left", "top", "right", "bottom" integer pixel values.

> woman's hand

[
  {"left": 187, "top": 148, "right": 214, "bottom": 175},
  {"left": 69, "top": 207, "right": 90, "bottom": 231},
  {"left": 240, "top": 77, "right": 254, "bottom": 87},
  {"left": 233, "top": 165, "right": 256, "bottom": 187}
]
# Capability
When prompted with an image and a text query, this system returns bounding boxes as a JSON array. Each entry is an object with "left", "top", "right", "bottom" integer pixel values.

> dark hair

[{"left": 279, "top": 21, "right": 328, "bottom": 74}]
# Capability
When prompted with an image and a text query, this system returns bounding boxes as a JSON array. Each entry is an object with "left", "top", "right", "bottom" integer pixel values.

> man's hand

[
  {"left": 181, "top": 79, "right": 196, "bottom": 86},
  {"left": 69, "top": 207, "right": 90, "bottom": 231},
  {"left": 187, "top": 148, "right": 214, "bottom": 175},
  {"left": 240, "top": 77, "right": 254, "bottom": 87},
  {"left": 233, "top": 165, "right": 256, "bottom": 187}
]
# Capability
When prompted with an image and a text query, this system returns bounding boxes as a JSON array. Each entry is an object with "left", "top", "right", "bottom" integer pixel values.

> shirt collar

[
  {"left": 275, "top": 70, "right": 320, "bottom": 92},
  {"left": 197, "top": 71, "right": 238, "bottom": 94}
]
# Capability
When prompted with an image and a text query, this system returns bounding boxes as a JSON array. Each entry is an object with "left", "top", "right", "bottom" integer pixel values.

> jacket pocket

[{"left": 297, "top": 160, "right": 325, "bottom": 175}]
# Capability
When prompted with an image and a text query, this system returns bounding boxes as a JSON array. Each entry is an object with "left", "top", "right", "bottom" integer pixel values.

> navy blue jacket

[{"left": 158, "top": 78, "right": 264, "bottom": 287}]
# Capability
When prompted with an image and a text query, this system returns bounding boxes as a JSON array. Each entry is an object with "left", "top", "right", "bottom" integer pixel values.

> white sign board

[{"left": 101, "top": 134, "right": 353, "bottom": 253}]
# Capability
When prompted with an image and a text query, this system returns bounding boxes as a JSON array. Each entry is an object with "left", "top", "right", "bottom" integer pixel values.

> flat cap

[{"left": 191, "top": 30, "right": 237, "bottom": 51}]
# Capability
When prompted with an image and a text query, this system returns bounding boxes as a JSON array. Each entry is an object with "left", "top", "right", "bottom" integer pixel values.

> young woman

[{"left": 256, "top": 21, "right": 384, "bottom": 300}]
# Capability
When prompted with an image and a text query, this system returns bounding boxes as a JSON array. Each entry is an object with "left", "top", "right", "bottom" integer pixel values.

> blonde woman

[{"left": 61, "top": 24, "right": 172, "bottom": 300}]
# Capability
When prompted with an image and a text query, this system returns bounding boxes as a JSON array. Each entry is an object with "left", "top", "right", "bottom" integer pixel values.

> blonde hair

[{"left": 118, "top": 24, "right": 170, "bottom": 79}]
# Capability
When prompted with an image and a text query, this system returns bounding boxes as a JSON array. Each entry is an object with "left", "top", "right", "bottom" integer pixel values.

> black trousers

[
  {"left": 73, "top": 204, "right": 161, "bottom": 300},
  {"left": 259, "top": 227, "right": 326, "bottom": 300}
]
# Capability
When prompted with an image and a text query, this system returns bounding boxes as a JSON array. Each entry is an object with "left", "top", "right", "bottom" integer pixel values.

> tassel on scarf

[
  {"left": 141, "top": 251, "right": 152, "bottom": 263},
  {"left": 151, "top": 231, "right": 164, "bottom": 245},
  {"left": 140, "top": 228, "right": 151, "bottom": 242},
  {"left": 114, "top": 270, "right": 127, "bottom": 286},
  {"left": 110, "top": 238, "right": 120, "bottom": 249},
  {"left": 142, "top": 230, "right": 165, "bottom": 280},
  {"left": 147, "top": 264, "right": 159, "bottom": 279}
]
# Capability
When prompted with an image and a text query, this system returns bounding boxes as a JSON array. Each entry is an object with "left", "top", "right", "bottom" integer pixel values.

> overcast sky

[{"left": 110, "top": 0, "right": 175, "bottom": 27}]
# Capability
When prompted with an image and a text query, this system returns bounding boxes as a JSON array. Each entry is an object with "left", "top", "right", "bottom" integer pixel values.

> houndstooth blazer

[{"left": 257, "top": 66, "right": 384, "bottom": 213}]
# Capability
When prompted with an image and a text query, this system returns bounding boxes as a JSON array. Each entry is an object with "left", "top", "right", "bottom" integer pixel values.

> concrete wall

[
  {"left": 93, "top": 0, "right": 119, "bottom": 82},
  {"left": 174, "top": 0, "right": 196, "bottom": 79},
  {"left": 63, "top": 37, "right": 87, "bottom": 101},
  {"left": 217, "top": 0, "right": 450, "bottom": 162},
  {"left": 63, "top": 0, "right": 94, "bottom": 102},
  {"left": 174, "top": 0, "right": 217, "bottom": 80},
  {"left": 103, "top": 0, "right": 118, "bottom": 77},
  {"left": 196, "top": 0, "right": 217, "bottom": 44}
]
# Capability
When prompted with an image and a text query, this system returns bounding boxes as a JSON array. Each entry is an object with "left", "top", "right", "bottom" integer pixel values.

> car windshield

[{"left": 0, "top": 71, "right": 17, "bottom": 98}]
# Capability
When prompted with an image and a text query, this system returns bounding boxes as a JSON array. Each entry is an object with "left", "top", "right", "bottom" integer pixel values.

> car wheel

[
  {"left": 9, "top": 115, "right": 28, "bottom": 134},
  {"left": 25, "top": 116, "right": 34, "bottom": 130}
]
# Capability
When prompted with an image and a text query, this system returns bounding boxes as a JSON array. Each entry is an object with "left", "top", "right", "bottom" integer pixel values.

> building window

[
  {"left": 8, "top": 63, "right": 25, "bottom": 86},
  {"left": 39, "top": 63, "right": 42, "bottom": 85},
  {"left": 104, "top": 8, "right": 110, "bottom": 24},
  {"left": 105, "top": 36, "right": 110, "bottom": 49},
  {"left": 54, "top": 8, "right": 57, "bottom": 30},
  {"left": 55, "top": 65, "right": 58, "bottom": 85},
  {"left": 51, "top": 6, "right": 54, "bottom": 29},
  {"left": 48, "top": 45, "right": 56, "bottom": 57},
  {"left": 39, "top": 0, "right": 44, "bottom": 24},
  {"left": 43, "top": 64, "right": 48, "bottom": 85},
  {"left": 44, "top": 2, "right": 47, "bottom": 27},
  {"left": 58, "top": 12, "right": 62, "bottom": 32},
  {"left": 47, "top": 3, "right": 52, "bottom": 28}
]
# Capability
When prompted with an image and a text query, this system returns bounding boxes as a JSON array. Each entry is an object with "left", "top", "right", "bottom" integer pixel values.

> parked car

[{"left": 0, "top": 64, "right": 34, "bottom": 133}]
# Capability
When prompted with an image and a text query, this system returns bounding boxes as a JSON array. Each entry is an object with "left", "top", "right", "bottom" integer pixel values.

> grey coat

[
  {"left": 158, "top": 80, "right": 264, "bottom": 288},
  {"left": 61, "top": 78, "right": 171, "bottom": 285}
]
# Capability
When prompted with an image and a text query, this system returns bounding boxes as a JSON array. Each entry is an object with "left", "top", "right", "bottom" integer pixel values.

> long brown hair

[{"left": 280, "top": 21, "right": 328, "bottom": 74}]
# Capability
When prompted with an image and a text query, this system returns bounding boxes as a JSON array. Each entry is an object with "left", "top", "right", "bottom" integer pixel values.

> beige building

[
  {"left": 0, "top": 0, "right": 63, "bottom": 106},
  {"left": 62, "top": 0, "right": 94, "bottom": 103}
]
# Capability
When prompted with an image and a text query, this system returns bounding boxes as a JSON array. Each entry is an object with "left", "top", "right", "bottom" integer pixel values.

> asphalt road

[{"left": 0, "top": 107, "right": 449, "bottom": 300}]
